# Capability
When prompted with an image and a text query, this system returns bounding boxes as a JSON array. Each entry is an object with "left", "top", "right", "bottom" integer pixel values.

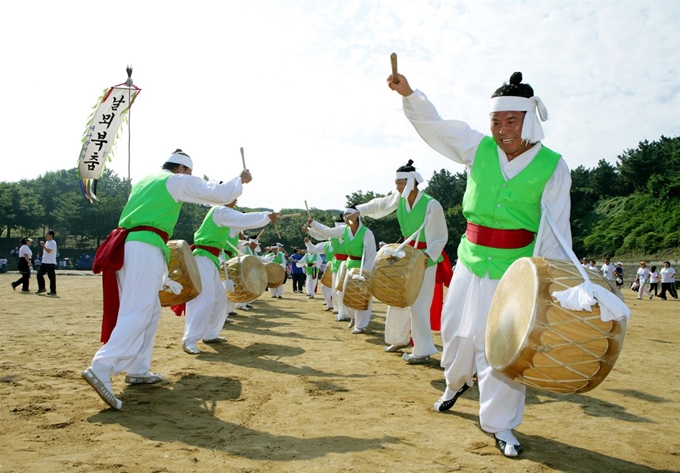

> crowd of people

[
  {"left": 6, "top": 69, "right": 676, "bottom": 460},
  {"left": 580, "top": 257, "right": 677, "bottom": 300}
]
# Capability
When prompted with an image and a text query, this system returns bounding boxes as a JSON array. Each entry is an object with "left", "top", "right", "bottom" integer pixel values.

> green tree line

[{"left": 1, "top": 135, "right": 678, "bottom": 260}]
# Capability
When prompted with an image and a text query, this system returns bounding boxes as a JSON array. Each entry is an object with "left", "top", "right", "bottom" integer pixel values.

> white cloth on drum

[
  {"left": 184, "top": 255, "right": 229, "bottom": 345},
  {"left": 552, "top": 281, "right": 631, "bottom": 323},
  {"left": 92, "top": 241, "right": 166, "bottom": 376},
  {"left": 162, "top": 277, "right": 183, "bottom": 294}
]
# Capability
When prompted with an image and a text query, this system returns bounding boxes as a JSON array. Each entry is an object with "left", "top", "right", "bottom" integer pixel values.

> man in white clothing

[
  {"left": 308, "top": 207, "right": 377, "bottom": 333},
  {"left": 36, "top": 230, "right": 58, "bottom": 295},
  {"left": 388, "top": 71, "right": 572, "bottom": 457},
  {"left": 297, "top": 249, "right": 322, "bottom": 298},
  {"left": 599, "top": 257, "right": 616, "bottom": 281},
  {"left": 83, "top": 149, "right": 251, "bottom": 410},
  {"left": 263, "top": 243, "right": 287, "bottom": 299},
  {"left": 356, "top": 160, "right": 449, "bottom": 364},
  {"left": 182, "top": 202, "right": 280, "bottom": 355}
]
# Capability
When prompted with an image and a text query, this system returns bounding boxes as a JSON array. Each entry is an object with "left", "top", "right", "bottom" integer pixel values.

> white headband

[
  {"left": 396, "top": 171, "right": 424, "bottom": 198},
  {"left": 165, "top": 152, "right": 194, "bottom": 170},
  {"left": 343, "top": 208, "right": 359, "bottom": 216},
  {"left": 489, "top": 96, "right": 548, "bottom": 143}
]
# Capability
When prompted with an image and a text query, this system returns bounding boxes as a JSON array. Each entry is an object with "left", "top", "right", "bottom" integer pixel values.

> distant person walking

[
  {"left": 649, "top": 265, "right": 659, "bottom": 296},
  {"left": 659, "top": 261, "right": 678, "bottom": 300},
  {"left": 11, "top": 237, "right": 33, "bottom": 292},
  {"left": 36, "top": 230, "right": 58, "bottom": 296},
  {"left": 636, "top": 261, "right": 653, "bottom": 300}
]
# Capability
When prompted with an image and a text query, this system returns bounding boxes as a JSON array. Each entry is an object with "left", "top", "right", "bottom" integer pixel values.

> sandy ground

[{"left": 1, "top": 272, "right": 679, "bottom": 473}]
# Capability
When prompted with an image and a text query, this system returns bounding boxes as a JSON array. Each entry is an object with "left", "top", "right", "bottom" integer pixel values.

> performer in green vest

[
  {"left": 181, "top": 201, "right": 279, "bottom": 355},
  {"left": 306, "top": 214, "right": 350, "bottom": 321},
  {"left": 309, "top": 206, "right": 377, "bottom": 334},
  {"left": 263, "top": 243, "right": 287, "bottom": 298},
  {"left": 389, "top": 71, "right": 572, "bottom": 457},
  {"left": 83, "top": 149, "right": 253, "bottom": 410},
  {"left": 296, "top": 249, "right": 321, "bottom": 298},
  {"left": 357, "top": 160, "right": 449, "bottom": 365},
  {"left": 304, "top": 236, "right": 336, "bottom": 311}
]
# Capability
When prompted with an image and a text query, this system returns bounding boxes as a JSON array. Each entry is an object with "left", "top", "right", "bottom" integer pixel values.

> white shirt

[
  {"left": 356, "top": 190, "right": 448, "bottom": 263},
  {"left": 637, "top": 267, "right": 650, "bottom": 282},
  {"left": 599, "top": 263, "right": 616, "bottom": 280},
  {"left": 403, "top": 90, "right": 572, "bottom": 261},
  {"left": 660, "top": 267, "right": 676, "bottom": 284},
  {"left": 42, "top": 240, "right": 57, "bottom": 264},
  {"left": 649, "top": 271, "right": 659, "bottom": 284},
  {"left": 19, "top": 244, "right": 32, "bottom": 260},
  {"left": 166, "top": 173, "right": 244, "bottom": 206}
]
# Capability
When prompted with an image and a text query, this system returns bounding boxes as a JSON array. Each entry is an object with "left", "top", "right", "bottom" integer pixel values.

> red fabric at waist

[
  {"left": 348, "top": 255, "right": 362, "bottom": 261},
  {"left": 465, "top": 222, "right": 534, "bottom": 249},
  {"left": 407, "top": 241, "right": 427, "bottom": 250},
  {"left": 334, "top": 254, "right": 348, "bottom": 261},
  {"left": 94, "top": 225, "right": 169, "bottom": 344},
  {"left": 193, "top": 244, "right": 221, "bottom": 257}
]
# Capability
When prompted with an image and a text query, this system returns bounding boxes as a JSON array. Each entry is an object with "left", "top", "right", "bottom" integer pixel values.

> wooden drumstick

[
  {"left": 390, "top": 53, "right": 399, "bottom": 84},
  {"left": 304, "top": 200, "right": 311, "bottom": 219},
  {"left": 255, "top": 227, "right": 267, "bottom": 241},
  {"left": 240, "top": 147, "right": 246, "bottom": 170},
  {"left": 274, "top": 222, "right": 282, "bottom": 238},
  {"left": 279, "top": 213, "right": 301, "bottom": 219}
]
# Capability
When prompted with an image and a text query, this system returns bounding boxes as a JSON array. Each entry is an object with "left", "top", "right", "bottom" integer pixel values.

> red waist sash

[
  {"left": 407, "top": 241, "right": 427, "bottom": 250},
  {"left": 348, "top": 255, "right": 362, "bottom": 260},
  {"left": 194, "top": 244, "right": 221, "bottom": 257},
  {"left": 465, "top": 222, "right": 534, "bottom": 249},
  {"left": 94, "top": 225, "right": 169, "bottom": 343},
  {"left": 334, "top": 254, "right": 348, "bottom": 261}
]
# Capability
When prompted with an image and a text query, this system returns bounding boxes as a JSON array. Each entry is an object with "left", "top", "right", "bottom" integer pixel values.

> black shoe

[
  {"left": 47, "top": 292, "right": 57, "bottom": 296},
  {"left": 11, "top": 283, "right": 16, "bottom": 291},
  {"left": 434, "top": 384, "right": 470, "bottom": 412},
  {"left": 494, "top": 435, "right": 523, "bottom": 457},
  {"left": 36, "top": 289, "right": 47, "bottom": 294}
]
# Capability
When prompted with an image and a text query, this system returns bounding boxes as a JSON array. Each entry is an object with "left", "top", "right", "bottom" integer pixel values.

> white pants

[
  {"left": 268, "top": 284, "right": 284, "bottom": 297},
  {"left": 638, "top": 282, "right": 652, "bottom": 298},
  {"left": 183, "top": 256, "right": 228, "bottom": 345},
  {"left": 384, "top": 264, "right": 438, "bottom": 357},
  {"left": 346, "top": 300, "right": 373, "bottom": 329},
  {"left": 92, "top": 242, "right": 166, "bottom": 376},
  {"left": 305, "top": 274, "right": 317, "bottom": 297},
  {"left": 332, "top": 265, "right": 347, "bottom": 319},
  {"left": 440, "top": 263, "right": 525, "bottom": 434},
  {"left": 321, "top": 281, "right": 333, "bottom": 308}
]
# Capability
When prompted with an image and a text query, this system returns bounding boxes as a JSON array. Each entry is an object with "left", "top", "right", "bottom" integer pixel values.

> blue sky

[{"left": 2, "top": 0, "right": 678, "bottom": 210}]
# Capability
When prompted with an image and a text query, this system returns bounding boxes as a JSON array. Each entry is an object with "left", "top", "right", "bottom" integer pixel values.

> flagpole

[{"left": 125, "top": 66, "right": 134, "bottom": 198}]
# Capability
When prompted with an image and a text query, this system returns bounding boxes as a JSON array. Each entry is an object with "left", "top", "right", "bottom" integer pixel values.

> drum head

[
  {"left": 265, "top": 263, "right": 285, "bottom": 288},
  {"left": 159, "top": 239, "right": 203, "bottom": 307},
  {"left": 239, "top": 255, "right": 267, "bottom": 295},
  {"left": 486, "top": 258, "right": 537, "bottom": 372}
]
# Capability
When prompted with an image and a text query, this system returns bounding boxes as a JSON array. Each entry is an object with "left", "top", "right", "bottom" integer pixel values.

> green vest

[
  {"left": 119, "top": 172, "right": 182, "bottom": 261},
  {"left": 397, "top": 193, "right": 443, "bottom": 267},
  {"left": 192, "top": 206, "right": 231, "bottom": 269},
  {"left": 305, "top": 253, "right": 318, "bottom": 275},
  {"left": 272, "top": 251, "right": 284, "bottom": 265},
  {"left": 344, "top": 225, "right": 367, "bottom": 270},
  {"left": 458, "top": 136, "right": 560, "bottom": 279},
  {"left": 331, "top": 237, "right": 344, "bottom": 273},
  {"left": 324, "top": 241, "right": 335, "bottom": 267}
]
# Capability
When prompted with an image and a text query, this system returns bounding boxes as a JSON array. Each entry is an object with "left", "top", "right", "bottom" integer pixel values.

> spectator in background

[
  {"left": 614, "top": 262, "right": 624, "bottom": 290},
  {"left": 36, "top": 230, "right": 58, "bottom": 296},
  {"left": 599, "top": 257, "right": 616, "bottom": 281},
  {"left": 659, "top": 261, "right": 678, "bottom": 300},
  {"left": 0, "top": 256, "right": 7, "bottom": 273},
  {"left": 588, "top": 260, "right": 598, "bottom": 271},
  {"left": 649, "top": 265, "right": 660, "bottom": 296},
  {"left": 289, "top": 248, "right": 306, "bottom": 293},
  {"left": 636, "top": 261, "right": 653, "bottom": 300},
  {"left": 11, "top": 237, "right": 33, "bottom": 292}
]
